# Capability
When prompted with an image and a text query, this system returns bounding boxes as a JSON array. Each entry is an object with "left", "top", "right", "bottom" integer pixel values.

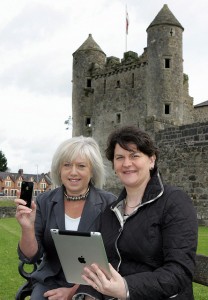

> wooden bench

[
  {"left": 193, "top": 254, "right": 208, "bottom": 286},
  {"left": 15, "top": 261, "right": 38, "bottom": 300},
  {"left": 16, "top": 254, "right": 208, "bottom": 299}
]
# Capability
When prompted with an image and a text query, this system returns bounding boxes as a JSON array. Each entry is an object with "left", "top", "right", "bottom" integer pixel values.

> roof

[
  {"left": 0, "top": 171, "right": 52, "bottom": 184},
  {"left": 194, "top": 100, "right": 208, "bottom": 108},
  {"left": 73, "top": 34, "right": 105, "bottom": 55},
  {"left": 147, "top": 4, "right": 184, "bottom": 31}
]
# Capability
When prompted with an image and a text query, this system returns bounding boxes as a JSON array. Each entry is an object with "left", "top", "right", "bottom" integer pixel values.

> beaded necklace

[{"left": 64, "top": 187, "right": 90, "bottom": 201}]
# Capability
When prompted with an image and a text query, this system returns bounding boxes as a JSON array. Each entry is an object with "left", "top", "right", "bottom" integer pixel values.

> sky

[{"left": 0, "top": 0, "right": 207, "bottom": 174}]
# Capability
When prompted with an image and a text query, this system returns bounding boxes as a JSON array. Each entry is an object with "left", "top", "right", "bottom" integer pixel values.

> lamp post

[
  {"left": 36, "top": 165, "right": 39, "bottom": 195},
  {"left": 64, "top": 116, "right": 73, "bottom": 130}
]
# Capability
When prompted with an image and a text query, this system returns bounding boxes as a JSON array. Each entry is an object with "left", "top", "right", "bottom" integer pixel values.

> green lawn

[
  {"left": 0, "top": 199, "right": 16, "bottom": 207},
  {"left": 0, "top": 218, "right": 207, "bottom": 299},
  {"left": 0, "top": 218, "right": 26, "bottom": 299},
  {"left": 193, "top": 226, "right": 208, "bottom": 299}
]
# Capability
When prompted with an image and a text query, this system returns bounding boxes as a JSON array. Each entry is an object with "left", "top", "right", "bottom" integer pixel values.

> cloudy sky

[{"left": 0, "top": 0, "right": 207, "bottom": 174}]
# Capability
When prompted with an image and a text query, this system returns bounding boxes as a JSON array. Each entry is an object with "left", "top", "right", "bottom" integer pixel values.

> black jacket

[
  {"left": 75, "top": 170, "right": 198, "bottom": 300},
  {"left": 18, "top": 184, "right": 116, "bottom": 286}
]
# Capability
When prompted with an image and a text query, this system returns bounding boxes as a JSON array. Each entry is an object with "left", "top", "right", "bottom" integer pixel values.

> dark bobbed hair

[{"left": 105, "top": 126, "right": 159, "bottom": 168}]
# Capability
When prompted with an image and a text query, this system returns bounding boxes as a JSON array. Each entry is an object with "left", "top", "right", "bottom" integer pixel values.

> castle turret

[
  {"left": 146, "top": 4, "right": 184, "bottom": 126},
  {"left": 72, "top": 34, "right": 106, "bottom": 136}
]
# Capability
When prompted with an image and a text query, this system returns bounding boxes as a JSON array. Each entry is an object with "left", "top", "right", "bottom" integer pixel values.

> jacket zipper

[
  {"left": 115, "top": 227, "right": 123, "bottom": 272},
  {"left": 111, "top": 171, "right": 165, "bottom": 273}
]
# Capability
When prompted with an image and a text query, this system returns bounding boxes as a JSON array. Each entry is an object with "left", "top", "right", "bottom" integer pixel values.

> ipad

[{"left": 50, "top": 229, "right": 110, "bottom": 285}]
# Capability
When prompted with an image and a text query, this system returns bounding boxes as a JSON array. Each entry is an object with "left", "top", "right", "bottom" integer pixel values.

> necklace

[
  {"left": 64, "top": 187, "right": 90, "bottom": 201},
  {"left": 124, "top": 198, "right": 141, "bottom": 208}
]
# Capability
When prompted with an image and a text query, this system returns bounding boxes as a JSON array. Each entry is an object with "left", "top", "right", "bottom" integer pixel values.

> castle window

[
  {"left": 86, "top": 79, "right": 91, "bottom": 88},
  {"left": 132, "top": 73, "right": 135, "bottom": 88},
  {"left": 164, "top": 58, "right": 171, "bottom": 68},
  {"left": 116, "top": 113, "right": 121, "bottom": 123},
  {"left": 104, "top": 79, "right": 106, "bottom": 94},
  {"left": 116, "top": 80, "right": 120, "bottom": 88},
  {"left": 169, "top": 28, "right": 175, "bottom": 36},
  {"left": 164, "top": 104, "right": 171, "bottom": 114},
  {"left": 85, "top": 117, "right": 92, "bottom": 127}
]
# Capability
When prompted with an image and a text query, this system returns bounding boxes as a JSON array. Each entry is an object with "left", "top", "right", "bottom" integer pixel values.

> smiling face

[
  {"left": 60, "top": 154, "right": 92, "bottom": 196},
  {"left": 113, "top": 143, "right": 156, "bottom": 189}
]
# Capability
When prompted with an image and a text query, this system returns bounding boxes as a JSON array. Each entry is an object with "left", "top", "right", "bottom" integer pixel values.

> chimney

[{"left": 18, "top": 169, "right": 23, "bottom": 175}]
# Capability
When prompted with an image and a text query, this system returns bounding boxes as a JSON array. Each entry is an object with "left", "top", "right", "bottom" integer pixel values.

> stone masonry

[{"left": 71, "top": 5, "right": 208, "bottom": 224}]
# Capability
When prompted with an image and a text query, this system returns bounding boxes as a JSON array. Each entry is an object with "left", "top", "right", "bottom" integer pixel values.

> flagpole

[
  {"left": 125, "top": 5, "right": 129, "bottom": 52},
  {"left": 125, "top": 27, "right": 127, "bottom": 52}
]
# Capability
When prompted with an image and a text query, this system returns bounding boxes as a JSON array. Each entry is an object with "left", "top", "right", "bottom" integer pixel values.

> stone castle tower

[
  {"left": 71, "top": 5, "right": 208, "bottom": 223},
  {"left": 72, "top": 5, "right": 207, "bottom": 141}
]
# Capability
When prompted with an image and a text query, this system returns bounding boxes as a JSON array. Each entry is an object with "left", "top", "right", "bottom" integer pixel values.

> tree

[{"left": 0, "top": 150, "right": 8, "bottom": 171}]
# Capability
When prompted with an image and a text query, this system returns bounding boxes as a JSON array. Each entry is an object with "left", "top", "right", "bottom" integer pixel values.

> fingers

[
  {"left": 15, "top": 198, "right": 36, "bottom": 210},
  {"left": 15, "top": 200, "right": 35, "bottom": 222},
  {"left": 82, "top": 272, "right": 97, "bottom": 287},
  {"left": 82, "top": 264, "right": 111, "bottom": 291},
  {"left": 44, "top": 287, "right": 77, "bottom": 299},
  {"left": 14, "top": 197, "right": 25, "bottom": 206},
  {"left": 16, "top": 204, "right": 32, "bottom": 214},
  {"left": 15, "top": 190, "right": 35, "bottom": 207},
  {"left": 83, "top": 264, "right": 126, "bottom": 299},
  {"left": 109, "top": 263, "right": 119, "bottom": 277}
]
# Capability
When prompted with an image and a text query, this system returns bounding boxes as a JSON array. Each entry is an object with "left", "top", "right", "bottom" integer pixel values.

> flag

[{"left": 126, "top": 8, "right": 129, "bottom": 35}]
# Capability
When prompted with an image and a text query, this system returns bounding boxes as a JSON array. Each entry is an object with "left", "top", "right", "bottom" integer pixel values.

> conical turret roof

[
  {"left": 147, "top": 4, "right": 184, "bottom": 31},
  {"left": 73, "top": 34, "right": 105, "bottom": 55}
]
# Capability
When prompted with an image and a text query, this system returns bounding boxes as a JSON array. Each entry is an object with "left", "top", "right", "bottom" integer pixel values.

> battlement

[{"left": 71, "top": 5, "right": 208, "bottom": 224}]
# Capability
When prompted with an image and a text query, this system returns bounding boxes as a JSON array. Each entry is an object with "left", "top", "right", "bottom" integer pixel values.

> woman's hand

[
  {"left": 14, "top": 190, "right": 36, "bottom": 229},
  {"left": 44, "top": 285, "right": 79, "bottom": 300},
  {"left": 15, "top": 190, "right": 38, "bottom": 258},
  {"left": 82, "top": 263, "right": 126, "bottom": 300}
]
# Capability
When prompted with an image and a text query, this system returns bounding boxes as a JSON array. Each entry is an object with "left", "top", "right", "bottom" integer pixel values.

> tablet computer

[{"left": 50, "top": 229, "right": 110, "bottom": 285}]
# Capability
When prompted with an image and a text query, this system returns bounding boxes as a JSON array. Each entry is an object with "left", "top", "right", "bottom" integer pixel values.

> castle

[{"left": 71, "top": 5, "right": 208, "bottom": 225}]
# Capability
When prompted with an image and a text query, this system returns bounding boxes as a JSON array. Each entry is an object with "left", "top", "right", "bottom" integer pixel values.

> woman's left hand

[
  {"left": 43, "top": 285, "right": 79, "bottom": 300},
  {"left": 82, "top": 263, "right": 126, "bottom": 300}
]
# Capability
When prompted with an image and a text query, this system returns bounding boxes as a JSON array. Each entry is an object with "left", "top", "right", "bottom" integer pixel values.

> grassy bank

[{"left": 0, "top": 218, "right": 207, "bottom": 299}]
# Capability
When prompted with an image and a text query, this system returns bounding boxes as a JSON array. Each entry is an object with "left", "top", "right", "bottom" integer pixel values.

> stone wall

[
  {"left": 0, "top": 197, "right": 16, "bottom": 218},
  {"left": 155, "top": 121, "right": 208, "bottom": 225},
  {"left": 0, "top": 207, "right": 16, "bottom": 218},
  {"left": 194, "top": 106, "right": 208, "bottom": 123}
]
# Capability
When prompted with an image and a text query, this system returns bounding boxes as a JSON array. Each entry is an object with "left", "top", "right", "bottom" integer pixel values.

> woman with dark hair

[{"left": 74, "top": 126, "right": 198, "bottom": 300}]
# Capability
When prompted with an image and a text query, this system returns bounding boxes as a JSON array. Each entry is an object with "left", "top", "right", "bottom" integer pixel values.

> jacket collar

[
  {"left": 51, "top": 184, "right": 104, "bottom": 232},
  {"left": 78, "top": 184, "right": 104, "bottom": 232},
  {"left": 112, "top": 169, "right": 164, "bottom": 209},
  {"left": 52, "top": 186, "right": 65, "bottom": 230}
]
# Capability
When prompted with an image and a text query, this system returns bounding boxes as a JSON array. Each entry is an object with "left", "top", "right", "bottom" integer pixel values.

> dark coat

[
  {"left": 18, "top": 184, "right": 116, "bottom": 286},
  {"left": 75, "top": 171, "right": 198, "bottom": 300}
]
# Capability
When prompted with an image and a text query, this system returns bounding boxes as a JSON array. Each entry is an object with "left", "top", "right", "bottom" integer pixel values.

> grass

[
  {"left": 0, "top": 199, "right": 16, "bottom": 207},
  {"left": 196, "top": 226, "right": 208, "bottom": 255},
  {"left": 0, "top": 218, "right": 207, "bottom": 300},
  {"left": 193, "top": 226, "right": 208, "bottom": 299},
  {"left": 0, "top": 218, "right": 25, "bottom": 299}
]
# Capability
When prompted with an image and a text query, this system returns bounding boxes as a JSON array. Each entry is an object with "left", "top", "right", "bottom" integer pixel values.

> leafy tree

[{"left": 0, "top": 150, "right": 8, "bottom": 171}]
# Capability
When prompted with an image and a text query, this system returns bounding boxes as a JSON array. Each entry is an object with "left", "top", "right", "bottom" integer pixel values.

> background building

[
  {"left": 0, "top": 169, "right": 52, "bottom": 197},
  {"left": 71, "top": 5, "right": 208, "bottom": 225}
]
